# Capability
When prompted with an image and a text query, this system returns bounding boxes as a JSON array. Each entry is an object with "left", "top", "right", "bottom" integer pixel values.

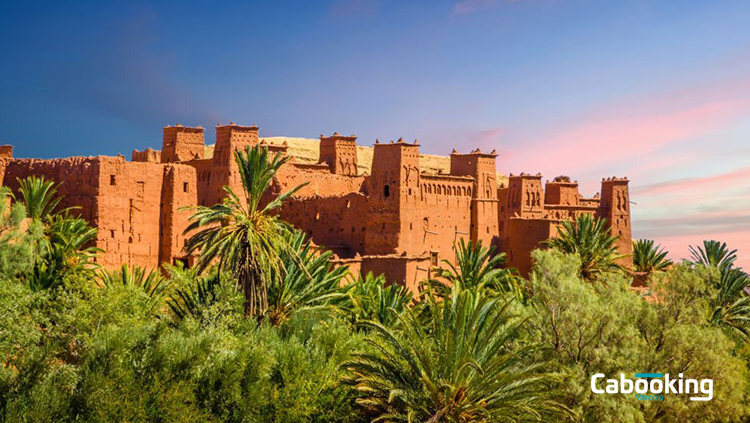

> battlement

[
  {"left": 162, "top": 125, "right": 205, "bottom": 163},
  {"left": 601, "top": 176, "right": 630, "bottom": 183},
  {"left": 371, "top": 138, "right": 421, "bottom": 177},
  {"left": 545, "top": 176, "right": 580, "bottom": 206},
  {"left": 213, "top": 123, "right": 260, "bottom": 167},
  {"left": 132, "top": 147, "right": 161, "bottom": 163},
  {"left": 319, "top": 132, "right": 357, "bottom": 175},
  {"left": 373, "top": 138, "right": 421, "bottom": 148},
  {"left": 0, "top": 145, "right": 13, "bottom": 159}
]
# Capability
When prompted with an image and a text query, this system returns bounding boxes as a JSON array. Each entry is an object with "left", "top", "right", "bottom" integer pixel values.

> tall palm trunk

[{"left": 239, "top": 250, "right": 268, "bottom": 317}]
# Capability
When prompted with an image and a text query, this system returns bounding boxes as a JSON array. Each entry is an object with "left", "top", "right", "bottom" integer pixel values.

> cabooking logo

[{"left": 591, "top": 373, "right": 713, "bottom": 402}]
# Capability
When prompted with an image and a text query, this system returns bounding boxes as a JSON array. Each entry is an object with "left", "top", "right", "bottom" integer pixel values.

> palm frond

[
  {"left": 545, "top": 214, "right": 624, "bottom": 281},
  {"left": 633, "top": 239, "right": 672, "bottom": 274},
  {"left": 342, "top": 289, "right": 570, "bottom": 421},
  {"left": 689, "top": 240, "right": 738, "bottom": 270},
  {"left": 13, "top": 176, "right": 63, "bottom": 221}
]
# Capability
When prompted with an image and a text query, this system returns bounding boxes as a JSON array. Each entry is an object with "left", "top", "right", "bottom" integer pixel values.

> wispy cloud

[
  {"left": 652, "top": 229, "right": 750, "bottom": 271},
  {"left": 633, "top": 167, "right": 750, "bottom": 197},
  {"left": 502, "top": 99, "right": 750, "bottom": 180}
]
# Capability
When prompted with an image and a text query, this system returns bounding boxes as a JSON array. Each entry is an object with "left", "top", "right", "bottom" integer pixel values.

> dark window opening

[
  {"left": 110, "top": 175, "right": 116, "bottom": 185},
  {"left": 384, "top": 184, "right": 390, "bottom": 197},
  {"left": 183, "top": 182, "right": 189, "bottom": 192}
]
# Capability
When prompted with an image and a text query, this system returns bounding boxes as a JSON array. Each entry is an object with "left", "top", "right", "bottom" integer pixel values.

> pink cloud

[
  {"left": 652, "top": 229, "right": 750, "bottom": 271},
  {"left": 477, "top": 127, "right": 504, "bottom": 148},
  {"left": 633, "top": 166, "right": 750, "bottom": 197},
  {"left": 502, "top": 99, "right": 750, "bottom": 179}
]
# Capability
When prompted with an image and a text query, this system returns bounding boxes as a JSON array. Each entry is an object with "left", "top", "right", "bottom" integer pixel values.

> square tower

[
  {"left": 319, "top": 132, "right": 358, "bottom": 175},
  {"left": 212, "top": 123, "right": 260, "bottom": 167},
  {"left": 206, "top": 123, "right": 261, "bottom": 205},
  {"left": 544, "top": 176, "right": 580, "bottom": 206},
  {"left": 365, "top": 139, "right": 421, "bottom": 255},
  {"left": 504, "top": 173, "right": 544, "bottom": 218},
  {"left": 599, "top": 177, "right": 633, "bottom": 269},
  {"left": 450, "top": 149, "right": 499, "bottom": 246},
  {"left": 161, "top": 125, "right": 205, "bottom": 163}
]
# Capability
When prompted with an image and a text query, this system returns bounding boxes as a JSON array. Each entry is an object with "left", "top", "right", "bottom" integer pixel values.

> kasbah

[{"left": 0, "top": 123, "right": 632, "bottom": 291}]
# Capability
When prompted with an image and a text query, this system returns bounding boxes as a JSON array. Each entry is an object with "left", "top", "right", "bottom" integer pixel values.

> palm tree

[
  {"left": 545, "top": 214, "right": 623, "bottom": 281},
  {"left": 343, "top": 288, "right": 568, "bottom": 422},
  {"left": 184, "top": 145, "right": 307, "bottom": 317},
  {"left": 344, "top": 271, "right": 413, "bottom": 327},
  {"left": 632, "top": 239, "right": 672, "bottom": 274},
  {"left": 29, "top": 215, "right": 100, "bottom": 290},
  {"left": 168, "top": 271, "right": 223, "bottom": 322},
  {"left": 11, "top": 177, "right": 100, "bottom": 290},
  {"left": 13, "top": 176, "right": 62, "bottom": 221},
  {"left": 432, "top": 239, "right": 518, "bottom": 296},
  {"left": 689, "top": 240, "right": 750, "bottom": 338},
  {"left": 709, "top": 267, "right": 750, "bottom": 338},
  {"left": 264, "top": 230, "right": 348, "bottom": 326},
  {"left": 97, "top": 264, "right": 171, "bottom": 311},
  {"left": 689, "top": 240, "right": 737, "bottom": 270}
]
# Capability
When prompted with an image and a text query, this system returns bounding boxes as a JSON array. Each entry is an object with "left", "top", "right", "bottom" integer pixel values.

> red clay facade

[{"left": 0, "top": 124, "right": 633, "bottom": 288}]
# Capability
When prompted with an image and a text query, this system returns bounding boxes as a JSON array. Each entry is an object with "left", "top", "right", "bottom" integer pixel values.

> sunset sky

[{"left": 1, "top": 0, "right": 749, "bottom": 268}]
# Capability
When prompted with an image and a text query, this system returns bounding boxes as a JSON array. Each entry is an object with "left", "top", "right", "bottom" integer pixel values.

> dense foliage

[{"left": 2, "top": 164, "right": 750, "bottom": 422}]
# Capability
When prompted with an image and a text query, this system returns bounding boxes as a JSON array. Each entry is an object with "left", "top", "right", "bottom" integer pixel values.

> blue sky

[{"left": 2, "top": 0, "right": 749, "bottom": 266}]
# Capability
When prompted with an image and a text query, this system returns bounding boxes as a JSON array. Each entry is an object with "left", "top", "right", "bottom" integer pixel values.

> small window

[
  {"left": 110, "top": 175, "right": 116, "bottom": 185},
  {"left": 183, "top": 182, "right": 189, "bottom": 192},
  {"left": 430, "top": 251, "right": 439, "bottom": 267},
  {"left": 384, "top": 184, "right": 390, "bottom": 198},
  {"left": 110, "top": 230, "right": 115, "bottom": 239}
]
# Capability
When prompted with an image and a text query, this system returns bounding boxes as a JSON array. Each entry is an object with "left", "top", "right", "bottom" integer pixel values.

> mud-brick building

[{"left": 0, "top": 123, "right": 632, "bottom": 290}]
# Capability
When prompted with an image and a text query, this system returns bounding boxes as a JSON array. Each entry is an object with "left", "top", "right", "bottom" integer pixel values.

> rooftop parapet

[
  {"left": 319, "top": 132, "right": 358, "bottom": 175},
  {"left": 0, "top": 145, "right": 13, "bottom": 159},
  {"left": 132, "top": 147, "right": 161, "bottom": 163},
  {"left": 162, "top": 124, "right": 205, "bottom": 163}
]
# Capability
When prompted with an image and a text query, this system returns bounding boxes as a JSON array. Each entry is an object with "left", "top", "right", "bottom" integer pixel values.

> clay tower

[
  {"left": 365, "top": 139, "right": 421, "bottom": 255},
  {"left": 450, "top": 149, "right": 499, "bottom": 247},
  {"left": 319, "top": 132, "right": 358, "bottom": 175},
  {"left": 161, "top": 125, "right": 205, "bottom": 163},
  {"left": 599, "top": 177, "right": 633, "bottom": 269}
]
